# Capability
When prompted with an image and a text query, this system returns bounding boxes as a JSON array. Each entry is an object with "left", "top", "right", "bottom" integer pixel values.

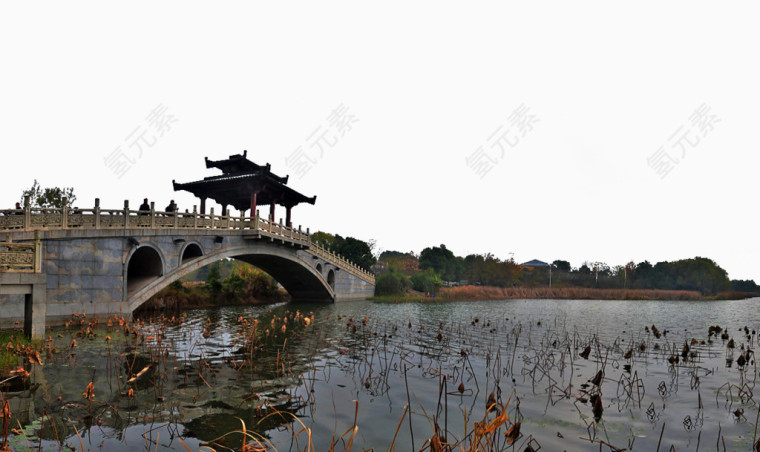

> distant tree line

[{"left": 373, "top": 244, "right": 755, "bottom": 297}]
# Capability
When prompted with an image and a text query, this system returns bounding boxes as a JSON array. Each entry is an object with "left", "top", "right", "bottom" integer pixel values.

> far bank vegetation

[
  {"left": 139, "top": 260, "right": 288, "bottom": 313},
  {"left": 373, "top": 245, "right": 760, "bottom": 301}
]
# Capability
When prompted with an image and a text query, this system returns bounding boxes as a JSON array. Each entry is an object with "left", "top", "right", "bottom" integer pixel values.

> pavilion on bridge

[{"left": 172, "top": 150, "right": 316, "bottom": 227}]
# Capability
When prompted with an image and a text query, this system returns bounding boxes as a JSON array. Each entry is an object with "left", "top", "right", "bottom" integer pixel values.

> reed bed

[{"left": 439, "top": 285, "right": 703, "bottom": 301}]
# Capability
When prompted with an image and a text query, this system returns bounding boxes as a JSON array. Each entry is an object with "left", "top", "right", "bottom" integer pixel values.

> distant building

[{"left": 521, "top": 259, "right": 549, "bottom": 268}]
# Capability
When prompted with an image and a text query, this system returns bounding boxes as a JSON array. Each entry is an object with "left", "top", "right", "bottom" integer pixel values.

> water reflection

[{"left": 2, "top": 297, "right": 760, "bottom": 450}]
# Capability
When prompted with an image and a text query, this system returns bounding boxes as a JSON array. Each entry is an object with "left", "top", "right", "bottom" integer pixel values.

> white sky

[{"left": 1, "top": 2, "right": 758, "bottom": 282}]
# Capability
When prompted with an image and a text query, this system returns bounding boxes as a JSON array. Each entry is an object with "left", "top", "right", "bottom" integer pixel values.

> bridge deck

[{"left": 0, "top": 204, "right": 374, "bottom": 284}]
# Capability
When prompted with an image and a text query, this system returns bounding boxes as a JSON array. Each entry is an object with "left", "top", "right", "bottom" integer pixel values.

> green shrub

[
  {"left": 169, "top": 280, "right": 184, "bottom": 291},
  {"left": 375, "top": 270, "right": 410, "bottom": 296},
  {"left": 411, "top": 271, "right": 440, "bottom": 294}
]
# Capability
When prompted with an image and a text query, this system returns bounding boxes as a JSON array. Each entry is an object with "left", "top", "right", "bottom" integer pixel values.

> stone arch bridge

[{"left": 0, "top": 201, "right": 375, "bottom": 337}]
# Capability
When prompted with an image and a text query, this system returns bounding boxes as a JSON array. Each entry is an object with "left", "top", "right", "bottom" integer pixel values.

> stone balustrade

[
  {"left": 0, "top": 198, "right": 374, "bottom": 283},
  {"left": 0, "top": 232, "right": 41, "bottom": 273}
]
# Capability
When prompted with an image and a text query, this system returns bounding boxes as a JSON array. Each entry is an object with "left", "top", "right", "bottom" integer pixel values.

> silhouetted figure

[
  {"left": 139, "top": 198, "right": 150, "bottom": 215},
  {"left": 13, "top": 202, "right": 22, "bottom": 215},
  {"left": 165, "top": 200, "right": 177, "bottom": 214}
]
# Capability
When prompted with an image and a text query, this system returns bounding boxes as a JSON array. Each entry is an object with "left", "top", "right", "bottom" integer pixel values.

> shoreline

[
  {"left": 370, "top": 286, "right": 760, "bottom": 303},
  {"left": 134, "top": 283, "right": 290, "bottom": 315}
]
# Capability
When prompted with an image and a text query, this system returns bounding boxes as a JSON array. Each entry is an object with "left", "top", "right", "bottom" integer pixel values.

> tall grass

[
  {"left": 0, "top": 332, "right": 36, "bottom": 376},
  {"left": 439, "top": 285, "right": 704, "bottom": 301}
]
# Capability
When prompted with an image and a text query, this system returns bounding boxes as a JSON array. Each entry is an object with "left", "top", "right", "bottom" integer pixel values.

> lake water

[{"left": 4, "top": 297, "right": 760, "bottom": 451}]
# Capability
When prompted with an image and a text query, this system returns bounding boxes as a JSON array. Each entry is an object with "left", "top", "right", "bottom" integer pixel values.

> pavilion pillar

[
  {"left": 269, "top": 203, "right": 275, "bottom": 222},
  {"left": 250, "top": 192, "right": 257, "bottom": 218},
  {"left": 222, "top": 205, "right": 228, "bottom": 217},
  {"left": 200, "top": 198, "right": 207, "bottom": 215},
  {"left": 286, "top": 206, "right": 292, "bottom": 228}
]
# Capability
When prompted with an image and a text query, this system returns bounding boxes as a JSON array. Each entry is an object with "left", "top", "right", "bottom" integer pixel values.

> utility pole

[{"left": 549, "top": 261, "right": 552, "bottom": 288}]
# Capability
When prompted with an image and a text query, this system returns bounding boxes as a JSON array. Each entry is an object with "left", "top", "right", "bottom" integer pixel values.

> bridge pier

[{"left": 0, "top": 273, "right": 47, "bottom": 339}]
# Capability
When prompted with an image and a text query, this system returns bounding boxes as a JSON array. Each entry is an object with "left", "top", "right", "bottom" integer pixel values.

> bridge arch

[
  {"left": 327, "top": 269, "right": 335, "bottom": 289},
  {"left": 179, "top": 241, "right": 204, "bottom": 266},
  {"left": 125, "top": 243, "right": 166, "bottom": 298},
  {"left": 127, "top": 244, "right": 335, "bottom": 312}
]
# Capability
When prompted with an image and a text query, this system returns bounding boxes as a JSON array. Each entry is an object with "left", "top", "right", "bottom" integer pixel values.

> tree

[
  {"left": 590, "top": 262, "right": 610, "bottom": 286},
  {"left": 419, "top": 245, "right": 464, "bottom": 281},
  {"left": 379, "top": 250, "right": 408, "bottom": 260},
  {"left": 732, "top": 279, "right": 760, "bottom": 294},
  {"left": 206, "top": 262, "right": 222, "bottom": 294},
  {"left": 333, "top": 235, "right": 377, "bottom": 271},
  {"left": 310, "top": 231, "right": 336, "bottom": 249},
  {"left": 380, "top": 251, "right": 420, "bottom": 276},
  {"left": 624, "top": 261, "right": 636, "bottom": 289},
  {"left": 21, "top": 179, "right": 77, "bottom": 208},
  {"left": 630, "top": 257, "right": 730, "bottom": 294},
  {"left": 375, "top": 269, "right": 410, "bottom": 296},
  {"left": 552, "top": 260, "right": 571, "bottom": 273},
  {"left": 311, "top": 231, "right": 377, "bottom": 271},
  {"left": 411, "top": 269, "right": 441, "bottom": 294}
]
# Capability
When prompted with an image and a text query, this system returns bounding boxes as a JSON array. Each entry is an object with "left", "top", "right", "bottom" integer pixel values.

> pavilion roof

[
  {"left": 204, "top": 150, "right": 288, "bottom": 183},
  {"left": 173, "top": 151, "right": 316, "bottom": 212}
]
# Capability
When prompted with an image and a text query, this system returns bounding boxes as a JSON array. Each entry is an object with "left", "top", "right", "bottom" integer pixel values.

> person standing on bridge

[
  {"left": 139, "top": 198, "right": 150, "bottom": 215},
  {"left": 165, "top": 200, "right": 177, "bottom": 215},
  {"left": 13, "top": 202, "right": 22, "bottom": 215}
]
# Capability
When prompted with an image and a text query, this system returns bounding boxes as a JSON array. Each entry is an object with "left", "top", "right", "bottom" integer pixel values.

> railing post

[
  {"left": 173, "top": 207, "right": 179, "bottom": 228},
  {"left": 210, "top": 208, "right": 215, "bottom": 229},
  {"left": 150, "top": 202, "right": 156, "bottom": 228},
  {"left": 193, "top": 205, "right": 198, "bottom": 229},
  {"left": 34, "top": 230, "right": 41, "bottom": 273},
  {"left": 124, "top": 200, "right": 130, "bottom": 228},
  {"left": 94, "top": 198, "right": 101, "bottom": 229},
  {"left": 254, "top": 210, "right": 260, "bottom": 230},
  {"left": 23, "top": 195, "right": 31, "bottom": 230},
  {"left": 240, "top": 211, "right": 245, "bottom": 230},
  {"left": 61, "top": 197, "right": 68, "bottom": 229}
]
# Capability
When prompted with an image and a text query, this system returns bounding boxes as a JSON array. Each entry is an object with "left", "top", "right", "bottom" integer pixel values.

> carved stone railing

[
  {"left": 0, "top": 232, "right": 41, "bottom": 273},
  {"left": 0, "top": 198, "right": 311, "bottom": 239},
  {"left": 310, "top": 243, "right": 376, "bottom": 283},
  {"left": 0, "top": 198, "right": 375, "bottom": 283}
]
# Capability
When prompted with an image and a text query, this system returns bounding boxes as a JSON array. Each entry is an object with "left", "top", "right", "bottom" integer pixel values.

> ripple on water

[{"left": 4, "top": 297, "right": 760, "bottom": 451}]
